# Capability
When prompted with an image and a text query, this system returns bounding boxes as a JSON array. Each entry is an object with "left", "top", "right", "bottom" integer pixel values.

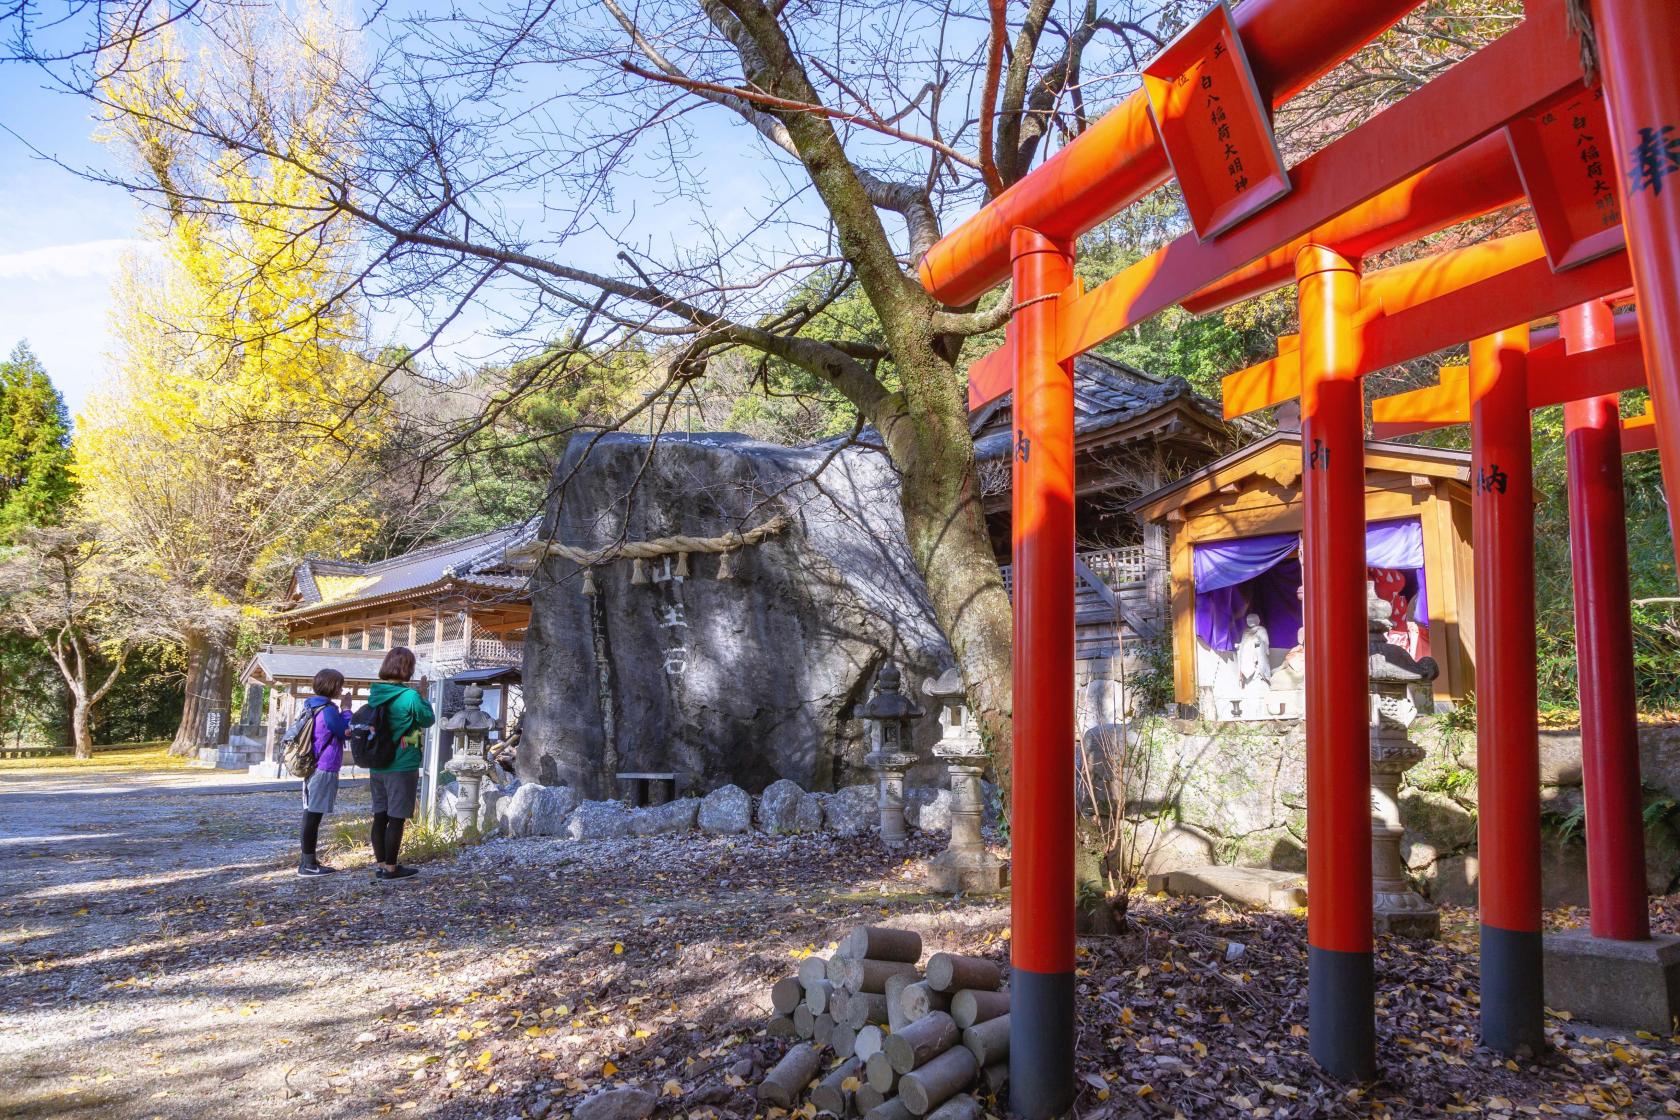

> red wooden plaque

[
  {"left": 1505, "top": 84, "right": 1625, "bottom": 270},
  {"left": 1141, "top": 0, "right": 1291, "bottom": 242}
]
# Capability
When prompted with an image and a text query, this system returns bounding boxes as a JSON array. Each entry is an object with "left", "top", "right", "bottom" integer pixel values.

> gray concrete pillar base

[
  {"left": 1542, "top": 929, "right": 1680, "bottom": 1035},
  {"left": 928, "top": 848, "right": 1009, "bottom": 894}
]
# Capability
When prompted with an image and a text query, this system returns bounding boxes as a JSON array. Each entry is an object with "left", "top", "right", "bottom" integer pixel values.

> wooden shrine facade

[
  {"left": 277, "top": 523, "right": 534, "bottom": 674},
  {"left": 1131, "top": 431, "right": 1480, "bottom": 713}
]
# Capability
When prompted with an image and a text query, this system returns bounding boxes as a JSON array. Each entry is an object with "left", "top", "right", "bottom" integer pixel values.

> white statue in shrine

[{"left": 1236, "top": 612, "right": 1272, "bottom": 688}]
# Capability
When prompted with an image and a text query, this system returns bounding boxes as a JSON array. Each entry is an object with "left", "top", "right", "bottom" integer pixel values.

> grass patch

[
  {"left": 324, "top": 813, "right": 481, "bottom": 865},
  {"left": 0, "top": 741, "right": 183, "bottom": 773}
]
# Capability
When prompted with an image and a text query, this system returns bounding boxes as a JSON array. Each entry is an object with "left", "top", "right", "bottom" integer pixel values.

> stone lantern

[
  {"left": 442, "top": 684, "right": 495, "bottom": 833},
  {"left": 923, "top": 667, "right": 1009, "bottom": 893},
  {"left": 1366, "top": 581, "right": 1442, "bottom": 938},
  {"left": 856, "top": 659, "right": 923, "bottom": 847}
]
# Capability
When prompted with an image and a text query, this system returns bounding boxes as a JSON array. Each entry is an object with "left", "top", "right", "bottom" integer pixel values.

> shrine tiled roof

[
  {"left": 285, "top": 521, "right": 536, "bottom": 618},
  {"left": 970, "top": 352, "right": 1227, "bottom": 460}
]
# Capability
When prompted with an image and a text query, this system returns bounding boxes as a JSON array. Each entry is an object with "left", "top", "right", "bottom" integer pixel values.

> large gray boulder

[
  {"left": 757, "top": 779, "right": 806, "bottom": 833},
  {"left": 907, "top": 787, "right": 953, "bottom": 833},
  {"left": 530, "top": 786, "right": 583, "bottom": 836},
  {"left": 793, "top": 791, "right": 827, "bottom": 832},
  {"left": 499, "top": 784, "right": 582, "bottom": 838},
  {"left": 699, "top": 784, "right": 753, "bottom": 834},
  {"left": 567, "top": 799, "right": 634, "bottom": 840},
  {"left": 517, "top": 432, "right": 951, "bottom": 796},
  {"left": 826, "top": 784, "right": 878, "bottom": 836},
  {"left": 630, "top": 797, "right": 700, "bottom": 836}
]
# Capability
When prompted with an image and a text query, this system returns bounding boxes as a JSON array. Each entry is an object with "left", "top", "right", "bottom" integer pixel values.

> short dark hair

[
  {"left": 312, "top": 668, "right": 345, "bottom": 698},
  {"left": 380, "top": 646, "right": 416, "bottom": 682}
]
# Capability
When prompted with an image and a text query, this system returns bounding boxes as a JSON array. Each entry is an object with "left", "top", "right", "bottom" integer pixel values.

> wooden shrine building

[
  {"left": 973, "top": 354, "right": 1244, "bottom": 666},
  {"left": 1129, "top": 431, "right": 1479, "bottom": 718},
  {"left": 234, "top": 524, "right": 535, "bottom": 787}
]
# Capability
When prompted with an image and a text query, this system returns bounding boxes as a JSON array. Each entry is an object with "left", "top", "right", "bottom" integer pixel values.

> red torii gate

[
  {"left": 1372, "top": 300, "right": 1655, "bottom": 949},
  {"left": 915, "top": 0, "right": 1680, "bottom": 1109}
]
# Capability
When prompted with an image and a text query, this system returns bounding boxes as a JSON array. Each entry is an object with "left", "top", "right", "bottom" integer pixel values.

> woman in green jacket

[{"left": 367, "top": 646, "right": 435, "bottom": 881}]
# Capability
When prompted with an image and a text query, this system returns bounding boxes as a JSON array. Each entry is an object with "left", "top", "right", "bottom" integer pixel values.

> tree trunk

[
  {"left": 71, "top": 698, "right": 94, "bottom": 759},
  {"left": 885, "top": 351, "right": 1016, "bottom": 796},
  {"left": 171, "top": 629, "right": 233, "bottom": 756}
]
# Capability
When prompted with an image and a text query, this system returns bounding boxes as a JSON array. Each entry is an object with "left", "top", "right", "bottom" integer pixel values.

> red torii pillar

[
  {"left": 1559, "top": 301, "right": 1650, "bottom": 942},
  {"left": 1466, "top": 327, "right": 1546, "bottom": 1056},
  {"left": 1296, "top": 245, "right": 1376, "bottom": 1080},
  {"left": 1375, "top": 302, "right": 1680, "bottom": 1031},
  {"left": 1593, "top": 0, "right": 1680, "bottom": 578},
  {"left": 1370, "top": 326, "right": 1560, "bottom": 1054},
  {"left": 1006, "top": 228, "right": 1077, "bottom": 1118}
]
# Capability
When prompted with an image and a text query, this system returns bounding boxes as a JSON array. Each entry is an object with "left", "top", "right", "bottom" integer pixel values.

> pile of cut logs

[{"left": 758, "top": 926, "right": 1012, "bottom": 1119}]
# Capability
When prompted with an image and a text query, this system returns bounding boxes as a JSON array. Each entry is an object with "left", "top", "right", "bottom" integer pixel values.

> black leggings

[
  {"left": 300, "top": 811, "right": 323, "bottom": 857},
  {"left": 371, "top": 812, "right": 407, "bottom": 865}
]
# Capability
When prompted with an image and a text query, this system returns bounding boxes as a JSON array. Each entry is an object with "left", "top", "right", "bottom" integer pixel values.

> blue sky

[
  {"left": 0, "top": 33, "right": 843, "bottom": 419},
  {"left": 0, "top": 62, "right": 141, "bottom": 415},
  {"left": 0, "top": 1, "right": 1019, "bottom": 419}
]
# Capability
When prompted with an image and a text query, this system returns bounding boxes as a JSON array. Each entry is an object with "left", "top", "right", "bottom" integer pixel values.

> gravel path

[
  {"left": 0, "top": 767, "right": 959, "bottom": 1120},
  {"left": 5, "top": 767, "right": 1678, "bottom": 1120}
]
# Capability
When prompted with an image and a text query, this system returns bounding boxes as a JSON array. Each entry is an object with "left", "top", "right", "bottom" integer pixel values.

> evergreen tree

[{"left": 0, "top": 342, "right": 76, "bottom": 538}]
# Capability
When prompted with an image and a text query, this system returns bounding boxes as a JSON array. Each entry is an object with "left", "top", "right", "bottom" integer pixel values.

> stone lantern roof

[{"left": 856, "top": 660, "right": 925, "bottom": 722}]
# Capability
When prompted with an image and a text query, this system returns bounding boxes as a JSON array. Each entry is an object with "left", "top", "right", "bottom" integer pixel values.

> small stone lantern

[
  {"left": 856, "top": 660, "right": 923, "bottom": 847},
  {"left": 923, "top": 667, "right": 1009, "bottom": 894},
  {"left": 442, "top": 684, "right": 495, "bottom": 833},
  {"left": 1366, "top": 582, "right": 1442, "bottom": 938}
]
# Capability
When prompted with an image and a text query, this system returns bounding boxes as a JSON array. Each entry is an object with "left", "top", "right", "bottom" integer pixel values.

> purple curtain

[
  {"left": 1365, "top": 517, "right": 1430, "bottom": 624},
  {"left": 1192, "top": 518, "right": 1431, "bottom": 652},
  {"left": 1193, "top": 532, "right": 1301, "bottom": 651}
]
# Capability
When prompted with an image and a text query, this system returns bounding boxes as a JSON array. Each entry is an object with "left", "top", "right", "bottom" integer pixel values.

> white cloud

[{"left": 0, "top": 239, "right": 141, "bottom": 282}]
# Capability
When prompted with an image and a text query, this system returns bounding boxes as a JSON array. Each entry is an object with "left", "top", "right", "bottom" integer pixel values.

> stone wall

[
  {"left": 519, "top": 433, "right": 953, "bottom": 798},
  {"left": 1121, "top": 716, "right": 1680, "bottom": 906}
]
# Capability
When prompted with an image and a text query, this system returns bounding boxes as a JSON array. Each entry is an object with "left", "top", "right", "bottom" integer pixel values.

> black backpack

[{"left": 348, "top": 701, "right": 398, "bottom": 769}]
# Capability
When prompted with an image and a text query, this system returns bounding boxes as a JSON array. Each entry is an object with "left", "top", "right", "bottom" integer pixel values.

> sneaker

[
  {"left": 381, "top": 865, "right": 419, "bottom": 882},
  {"left": 297, "top": 862, "right": 339, "bottom": 877}
]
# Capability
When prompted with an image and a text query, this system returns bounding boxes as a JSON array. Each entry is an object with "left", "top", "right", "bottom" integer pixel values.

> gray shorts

[
  {"left": 301, "top": 769, "right": 340, "bottom": 814},
  {"left": 369, "top": 770, "right": 419, "bottom": 819}
]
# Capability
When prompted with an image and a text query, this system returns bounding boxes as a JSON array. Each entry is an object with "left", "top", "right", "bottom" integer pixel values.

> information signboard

[
  {"left": 1141, "top": 0, "right": 1291, "bottom": 241},
  {"left": 1505, "top": 84, "right": 1625, "bottom": 270}
]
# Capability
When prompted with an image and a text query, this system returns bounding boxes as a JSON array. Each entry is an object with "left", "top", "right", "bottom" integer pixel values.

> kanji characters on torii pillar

[{"left": 916, "top": 0, "right": 1680, "bottom": 1110}]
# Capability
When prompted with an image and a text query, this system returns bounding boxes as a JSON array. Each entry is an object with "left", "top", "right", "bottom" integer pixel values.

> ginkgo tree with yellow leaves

[{"left": 76, "top": 4, "right": 389, "bottom": 756}]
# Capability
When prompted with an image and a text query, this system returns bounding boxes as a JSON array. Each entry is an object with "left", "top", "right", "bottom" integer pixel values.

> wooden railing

[
  {"left": 430, "top": 637, "right": 525, "bottom": 666},
  {"left": 1000, "top": 545, "right": 1146, "bottom": 596},
  {"left": 1081, "top": 545, "right": 1147, "bottom": 587}
]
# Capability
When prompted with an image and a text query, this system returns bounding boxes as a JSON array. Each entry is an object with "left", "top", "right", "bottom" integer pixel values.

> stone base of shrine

[
  {"left": 927, "top": 849, "right": 1009, "bottom": 894},
  {"left": 1147, "top": 865, "right": 1307, "bottom": 912},
  {"left": 1543, "top": 929, "right": 1680, "bottom": 1034},
  {"left": 189, "top": 743, "right": 266, "bottom": 770}
]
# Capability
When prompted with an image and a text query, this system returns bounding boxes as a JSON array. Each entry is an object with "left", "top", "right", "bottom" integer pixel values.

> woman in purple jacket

[{"left": 299, "top": 668, "right": 351, "bottom": 876}]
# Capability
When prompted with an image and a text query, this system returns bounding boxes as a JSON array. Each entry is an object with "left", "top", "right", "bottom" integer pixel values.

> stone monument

[
  {"left": 1365, "top": 581, "right": 1442, "bottom": 938},
  {"left": 442, "top": 684, "right": 495, "bottom": 833},
  {"left": 923, "top": 667, "right": 1008, "bottom": 893},
  {"left": 856, "top": 660, "right": 922, "bottom": 847}
]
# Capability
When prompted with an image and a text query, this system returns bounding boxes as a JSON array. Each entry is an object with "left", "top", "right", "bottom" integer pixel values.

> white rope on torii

[{"left": 506, "top": 514, "right": 793, "bottom": 594}]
